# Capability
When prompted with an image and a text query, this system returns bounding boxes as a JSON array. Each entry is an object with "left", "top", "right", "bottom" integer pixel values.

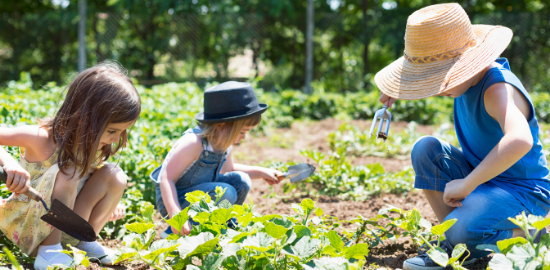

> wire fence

[{"left": 1, "top": 9, "right": 549, "bottom": 92}]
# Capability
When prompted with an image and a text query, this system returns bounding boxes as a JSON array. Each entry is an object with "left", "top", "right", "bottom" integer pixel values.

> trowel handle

[{"left": 0, "top": 166, "right": 43, "bottom": 202}]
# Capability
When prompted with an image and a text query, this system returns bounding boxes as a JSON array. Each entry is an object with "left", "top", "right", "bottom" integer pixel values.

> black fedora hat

[{"left": 195, "top": 81, "right": 268, "bottom": 124}]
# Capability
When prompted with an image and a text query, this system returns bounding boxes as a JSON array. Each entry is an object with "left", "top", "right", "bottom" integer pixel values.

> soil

[{"left": 0, "top": 119, "right": 505, "bottom": 269}]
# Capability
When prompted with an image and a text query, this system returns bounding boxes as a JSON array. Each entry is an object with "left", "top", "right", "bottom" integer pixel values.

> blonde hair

[{"left": 199, "top": 114, "right": 262, "bottom": 151}]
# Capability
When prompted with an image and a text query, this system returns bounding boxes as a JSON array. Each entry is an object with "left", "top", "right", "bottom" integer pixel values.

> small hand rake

[{"left": 369, "top": 105, "right": 392, "bottom": 142}]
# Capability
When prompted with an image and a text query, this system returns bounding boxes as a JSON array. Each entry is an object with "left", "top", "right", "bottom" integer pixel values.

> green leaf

[
  {"left": 143, "top": 240, "right": 180, "bottom": 262},
  {"left": 166, "top": 208, "right": 190, "bottom": 232},
  {"left": 70, "top": 245, "right": 88, "bottom": 266},
  {"left": 292, "top": 203, "right": 304, "bottom": 215},
  {"left": 293, "top": 225, "right": 312, "bottom": 239},
  {"left": 314, "top": 207, "right": 324, "bottom": 216},
  {"left": 140, "top": 203, "right": 155, "bottom": 223},
  {"left": 125, "top": 222, "right": 155, "bottom": 234},
  {"left": 242, "top": 232, "right": 275, "bottom": 252},
  {"left": 264, "top": 222, "right": 288, "bottom": 239},
  {"left": 221, "top": 243, "right": 241, "bottom": 258},
  {"left": 303, "top": 257, "right": 350, "bottom": 270},
  {"left": 532, "top": 217, "right": 550, "bottom": 231},
  {"left": 238, "top": 212, "right": 253, "bottom": 227},
  {"left": 506, "top": 243, "right": 538, "bottom": 270},
  {"left": 122, "top": 233, "right": 145, "bottom": 250},
  {"left": 186, "top": 190, "right": 211, "bottom": 204},
  {"left": 321, "top": 245, "right": 339, "bottom": 257},
  {"left": 113, "top": 250, "right": 138, "bottom": 265},
  {"left": 488, "top": 253, "right": 514, "bottom": 270},
  {"left": 210, "top": 208, "right": 233, "bottom": 225},
  {"left": 325, "top": 231, "right": 344, "bottom": 253},
  {"left": 193, "top": 212, "right": 211, "bottom": 224},
  {"left": 291, "top": 236, "right": 321, "bottom": 260},
  {"left": 427, "top": 247, "right": 449, "bottom": 267},
  {"left": 344, "top": 243, "right": 370, "bottom": 260},
  {"left": 431, "top": 219, "right": 457, "bottom": 237},
  {"left": 2, "top": 247, "right": 22, "bottom": 270},
  {"left": 177, "top": 232, "right": 216, "bottom": 260},
  {"left": 497, "top": 237, "right": 529, "bottom": 255},
  {"left": 451, "top": 243, "right": 466, "bottom": 259}
]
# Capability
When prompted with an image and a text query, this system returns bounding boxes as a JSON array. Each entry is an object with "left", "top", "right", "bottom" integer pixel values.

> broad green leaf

[
  {"left": 210, "top": 208, "right": 233, "bottom": 225},
  {"left": 239, "top": 212, "right": 253, "bottom": 227},
  {"left": 113, "top": 250, "right": 138, "bottom": 264},
  {"left": 303, "top": 256, "right": 350, "bottom": 270},
  {"left": 231, "top": 205, "right": 246, "bottom": 216},
  {"left": 532, "top": 218, "right": 550, "bottom": 231},
  {"left": 221, "top": 243, "right": 241, "bottom": 258},
  {"left": 314, "top": 207, "right": 324, "bottom": 216},
  {"left": 264, "top": 222, "right": 288, "bottom": 239},
  {"left": 321, "top": 245, "right": 339, "bottom": 257},
  {"left": 193, "top": 212, "right": 211, "bottom": 224},
  {"left": 186, "top": 190, "right": 211, "bottom": 204},
  {"left": 177, "top": 232, "right": 216, "bottom": 259},
  {"left": 140, "top": 202, "right": 155, "bottom": 223},
  {"left": 252, "top": 214, "right": 283, "bottom": 223},
  {"left": 497, "top": 237, "right": 529, "bottom": 255},
  {"left": 344, "top": 243, "right": 370, "bottom": 260},
  {"left": 69, "top": 245, "right": 88, "bottom": 266},
  {"left": 431, "top": 219, "right": 457, "bottom": 237},
  {"left": 507, "top": 243, "right": 538, "bottom": 269},
  {"left": 143, "top": 240, "right": 180, "bottom": 262},
  {"left": 451, "top": 243, "right": 466, "bottom": 259},
  {"left": 166, "top": 234, "right": 180, "bottom": 241},
  {"left": 291, "top": 236, "right": 321, "bottom": 260},
  {"left": 217, "top": 199, "right": 232, "bottom": 209},
  {"left": 203, "top": 253, "right": 226, "bottom": 270},
  {"left": 293, "top": 225, "right": 312, "bottom": 239},
  {"left": 125, "top": 222, "right": 155, "bottom": 234},
  {"left": 427, "top": 247, "right": 449, "bottom": 267},
  {"left": 230, "top": 230, "right": 257, "bottom": 244},
  {"left": 476, "top": 244, "right": 500, "bottom": 253},
  {"left": 272, "top": 217, "right": 294, "bottom": 228},
  {"left": 166, "top": 208, "right": 190, "bottom": 232},
  {"left": 325, "top": 231, "right": 344, "bottom": 253},
  {"left": 242, "top": 232, "right": 274, "bottom": 252},
  {"left": 419, "top": 218, "right": 432, "bottom": 230},
  {"left": 122, "top": 233, "right": 145, "bottom": 250},
  {"left": 488, "top": 253, "right": 514, "bottom": 270},
  {"left": 405, "top": 209, "right": 422, "bottom": 225}
]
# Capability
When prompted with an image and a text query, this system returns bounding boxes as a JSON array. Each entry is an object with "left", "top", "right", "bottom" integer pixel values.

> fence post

[
  {"left": 304, "top": 0, "right": 314, "bottom": 94},
  {"left": 78, "top": 0, "right": 87, "bottom": 72}
]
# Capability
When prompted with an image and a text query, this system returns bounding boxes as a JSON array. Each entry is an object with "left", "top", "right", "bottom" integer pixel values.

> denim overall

[{"left": 150, "top": 128, "right": 251, "bottom": 218}]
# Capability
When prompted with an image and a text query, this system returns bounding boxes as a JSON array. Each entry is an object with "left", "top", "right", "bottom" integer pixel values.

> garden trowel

[
  {"left": 0, "top": 167, "right": 97, "bottom": 242},
  {"left": 284, "top": 163, "right": 316, "bottom": 183}
]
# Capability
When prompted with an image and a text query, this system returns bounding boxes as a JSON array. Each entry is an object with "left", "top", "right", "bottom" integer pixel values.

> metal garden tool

[
  {"left": 284, "top": 163, "right": 316, "bottom": 183},
  {"left": 0, "top": 167, "right": 97, "bottom": 242},
  {"left": 369, "top": 105, "right": 392, "bottom": 142}
]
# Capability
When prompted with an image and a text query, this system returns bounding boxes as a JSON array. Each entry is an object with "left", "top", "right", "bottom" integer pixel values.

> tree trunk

[{"left": 362, "top": 0, "right": 370, "bottom": 77}]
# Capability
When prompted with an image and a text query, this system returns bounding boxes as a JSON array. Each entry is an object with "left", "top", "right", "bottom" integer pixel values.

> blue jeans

[{"left": 411, "top": 136, "right": 529, "bottom": 258}]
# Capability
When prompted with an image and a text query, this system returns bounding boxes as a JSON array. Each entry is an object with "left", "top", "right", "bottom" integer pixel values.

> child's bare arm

[
  {"left": 0, "top": 125, "right": 50, "bottom": 194},
  {"left": 158, "top": 134, "right": 202, "bottom": 218},
  {"left": 444, "top": 82, "right": 533, "bottom": 206},
  {"left": 226, "top": 154, "right": 284, "bottom": 185}
]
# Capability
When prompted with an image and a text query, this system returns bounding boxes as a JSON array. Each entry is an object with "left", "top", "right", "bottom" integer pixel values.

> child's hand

[
  {"left": 259, "top": 168, "right": 284, "bottom": 186},
  {"left": 3, "top": 163, "right": 31, "bottom": 195},
  {"left": 108, "top": 204, "right": 126, "bottom": 222},
  {"left": 171, "top": 220, "right": 192, "bottom": 236},
  {"left": 443, "top": 178, "right": 476, "bottom": 207},
  {"left": 379, "top": 93, "right": 397, "bottom": 108}
]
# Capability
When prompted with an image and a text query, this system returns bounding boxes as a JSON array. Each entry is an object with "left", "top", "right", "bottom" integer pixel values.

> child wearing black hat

[{"left": 150, "top": 81, "right": 284, "bottom": 238}]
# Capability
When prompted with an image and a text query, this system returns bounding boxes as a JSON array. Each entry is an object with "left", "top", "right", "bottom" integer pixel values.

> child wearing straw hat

[{"left": 375, "top": 3, "right": 550, "bottom": 270}]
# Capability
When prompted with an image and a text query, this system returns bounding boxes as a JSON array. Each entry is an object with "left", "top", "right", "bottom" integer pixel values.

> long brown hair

[
  {"left": 199, "top": 113, "right": 262, "bottom": 151},
  {"left": 41, "top": 62, "right": 141, "bottom": 177}
]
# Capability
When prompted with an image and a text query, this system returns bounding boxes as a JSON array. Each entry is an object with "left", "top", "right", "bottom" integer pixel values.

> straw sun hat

[{"left": 374, "top": 3, "right": 513, "bottom": 100}]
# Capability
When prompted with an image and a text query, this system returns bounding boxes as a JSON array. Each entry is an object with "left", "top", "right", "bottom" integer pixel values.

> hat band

[
  {"left": 404, "top": 38, "right": 477, "bottom": 64},
  {"left": 203, "top": 106, "right": 261, "bottom": 120}
]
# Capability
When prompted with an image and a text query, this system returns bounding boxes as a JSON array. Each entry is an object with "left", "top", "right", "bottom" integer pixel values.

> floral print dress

[{"left": 0, "top": 148, "right": 93, "bottom": 256}]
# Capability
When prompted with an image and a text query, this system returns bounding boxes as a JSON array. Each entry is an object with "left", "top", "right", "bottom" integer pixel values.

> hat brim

[
  {"left": 374, "top": 25, "right": 513, "bottom": 100},
  {"left": 195, "top": 103, "right": 268, "bottom": 124}
]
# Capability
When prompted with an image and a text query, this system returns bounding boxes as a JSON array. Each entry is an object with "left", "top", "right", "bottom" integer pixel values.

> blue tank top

[{"left": 454, "top": 58, "right": 550, "bottom": 216}]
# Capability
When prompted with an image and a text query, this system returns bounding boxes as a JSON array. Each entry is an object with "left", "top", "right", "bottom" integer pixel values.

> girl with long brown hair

[{"left": 0, "top": 62, "right": 141, "bottom": 269}]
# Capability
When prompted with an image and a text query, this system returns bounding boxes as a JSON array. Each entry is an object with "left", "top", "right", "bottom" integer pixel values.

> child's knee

[
  {"left": 411, "top": 136, "right": 441, "bottom": 159},
  {"left": 97, "top": 164, "right": 128, "bottom": 191},
  {"left": 233, "top": 171, "right": 252, "bottom": 193}
]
